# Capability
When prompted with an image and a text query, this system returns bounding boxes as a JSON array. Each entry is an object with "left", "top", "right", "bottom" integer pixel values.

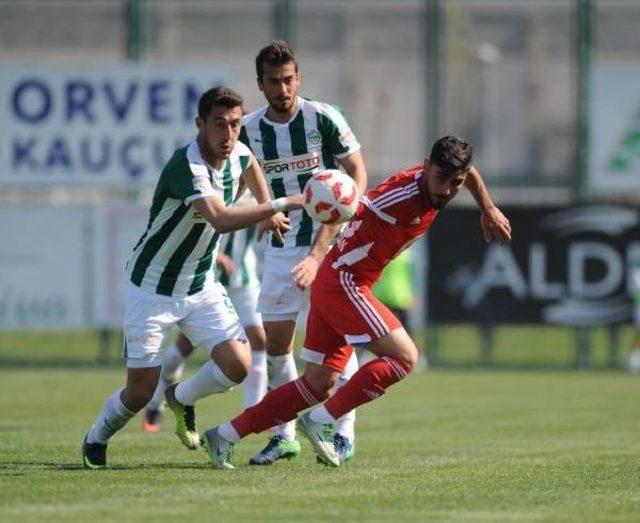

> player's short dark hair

[
  {"left": 429, "top": 136, "right": 473, "bottom": 177},
  {"left": 255, "top": 39, "right": 299, "bottom": 79},
  {"left": 198, "top": 86, "right": 244, "bottom": 120}
]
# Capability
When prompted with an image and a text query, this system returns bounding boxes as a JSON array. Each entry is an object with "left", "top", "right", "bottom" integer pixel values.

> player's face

[
  {"left": 258, "top": 62, "right": 300, "bottom": 115},
  {"left": 423, "top": 161, "right": 468, "bottom": 209},
  {"left": 196, "top": 105, "right": 243, "bottom": 161}
]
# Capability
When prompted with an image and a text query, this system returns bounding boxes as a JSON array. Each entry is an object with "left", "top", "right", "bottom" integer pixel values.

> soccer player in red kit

[{"left": 202, "top": 136, "right": 512, "bottom": 468}]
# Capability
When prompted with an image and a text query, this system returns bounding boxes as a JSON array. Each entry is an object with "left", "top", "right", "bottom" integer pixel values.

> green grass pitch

[{"left": 1, "top": 367, "right": 638, "bottom": 522}]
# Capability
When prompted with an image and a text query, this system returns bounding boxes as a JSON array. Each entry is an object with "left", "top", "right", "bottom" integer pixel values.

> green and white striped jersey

[
  {"left": 218, "top": 192, "right": 260, "bottom": 290},
  {"left": 240, "top": 96, "right": 360, "bottom": 248},
  {"left": 127, "top": 139, "right": 252, "bottom": 297}
]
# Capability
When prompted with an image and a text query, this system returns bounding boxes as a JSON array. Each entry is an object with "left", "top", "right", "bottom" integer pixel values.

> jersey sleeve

[
  {"left": 362, "top": 172, "right": 422, "bottom": 226},
  {"left": 166, "top": 143, "right": 215, "bottom": 205},
  {"left": 316, "top": 103, "right": 361, "bottom": 159}
]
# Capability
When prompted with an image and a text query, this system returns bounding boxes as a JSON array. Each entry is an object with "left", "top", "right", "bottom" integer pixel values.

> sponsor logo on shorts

[{"left": 126, "top": 332, "right": 163, "bottom": 350}]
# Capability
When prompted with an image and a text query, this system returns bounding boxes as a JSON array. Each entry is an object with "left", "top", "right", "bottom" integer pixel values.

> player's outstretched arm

[
  {"left": 241, "top": 157, "right": 272, "bottom": 205},
  {"left": 192, "top": 193, "right": 304, "bottom": 234},
  {"left": 464, "top": 166, "right": 512, "bottom": 244},
  {"left": 291, "top": 150, "right": 369, "bottom": 290},
  {"left": 241, "top": 156, "right": 291, "bottom": 243},
  {"left": 338, "top": 150, "right": 368, "bottom": 195}
]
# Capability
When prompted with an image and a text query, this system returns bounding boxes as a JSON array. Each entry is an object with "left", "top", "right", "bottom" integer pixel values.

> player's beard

[
  {"left": 425, "top": 187, "right": 450, "bottom": 209},
  {"left": 431, "top": 196, "right": 451, "bottom": 209},
  {"left": 268, "top": 94, "right": 296, "bottom": 116}
]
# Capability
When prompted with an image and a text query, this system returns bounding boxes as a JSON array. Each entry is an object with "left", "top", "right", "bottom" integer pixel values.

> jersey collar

[{"left": 263, "top": 96, "right": 303, "bottom": 126}]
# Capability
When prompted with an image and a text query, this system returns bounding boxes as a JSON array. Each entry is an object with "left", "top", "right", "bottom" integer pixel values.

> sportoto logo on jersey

[
  {"left": 261, "top": 152, "right": 320, "bottom": 175},
  {"left": 431, "top": 206, "right": 640, "bottom": 326}
]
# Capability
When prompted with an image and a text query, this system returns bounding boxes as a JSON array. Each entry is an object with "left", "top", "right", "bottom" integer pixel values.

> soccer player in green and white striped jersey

[
  {"left": 142, "top": 192, "right": 268, "bottom": 433},
  {"left": 82, "top": 86, "right": 304, "bottom": 469},
  {"left": 241, "top": 41, "right": 368, "bottom": 465}
]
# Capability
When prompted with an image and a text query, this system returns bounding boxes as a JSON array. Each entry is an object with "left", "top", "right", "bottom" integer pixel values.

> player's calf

[
  {"left": 317, "top": 355, "right": 413, "bottom": 424},
  {"left": 122, "top": 367, "right": 161, "bottom": 412}
]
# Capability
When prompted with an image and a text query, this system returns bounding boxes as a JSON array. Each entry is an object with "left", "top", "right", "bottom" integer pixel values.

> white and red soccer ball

[{"left": 303, "top": 170, "right": 359, "bottom": 224}]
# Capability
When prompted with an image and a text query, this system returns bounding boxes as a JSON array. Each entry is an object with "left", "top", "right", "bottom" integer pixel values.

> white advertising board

[
  {"left": 590, "top": 64, "right": 640, "bottom": 197},
  {"left": 91, "top": 203, "right": 149, "bottom": 328},
  {"left": 0, "top": 65, "right": 229, "bottom": 187},
  {"left": 0, "top": 206, "right": 89, "bottom": 328}
]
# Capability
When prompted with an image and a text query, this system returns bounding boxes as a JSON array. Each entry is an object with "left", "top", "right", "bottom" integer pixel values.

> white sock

[
  {"left": 147, "top": 344, "right": 186, "bottom": 411},
  {"left": 218, "top": 421, "right": 241, "bottom": 443},
  {"left": 86, "top": 389, "right": 135, "bottom": 444},
  {"left": 175, "top": 361, "right": 236, "bottom": 406},
  {"left": 333, "top": 351, "right": 358, "bottom": 441},
  {"left": 267, "top": 353, "right": 298, "bottom": 441},
  {"left": 309, "top": 404, "right": 337, "bottom": 425},
  {"left": 243, "top": 351, "right": 267, "bottom": 408}
]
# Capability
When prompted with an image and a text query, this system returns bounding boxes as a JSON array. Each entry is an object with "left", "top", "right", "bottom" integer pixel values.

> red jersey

[{"left": 321, "top": 166, "right": 438, "bottom": 286}]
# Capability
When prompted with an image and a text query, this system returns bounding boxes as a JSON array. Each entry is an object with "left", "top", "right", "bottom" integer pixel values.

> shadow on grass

[
  {"left": 0, "top": 462, "right": 212, "bottom": 472},
  {"left": 0, "top": 358, "right": 122, "bottom": 369}
]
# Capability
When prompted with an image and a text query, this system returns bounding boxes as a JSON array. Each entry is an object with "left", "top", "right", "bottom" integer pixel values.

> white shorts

[
  {"left": 257, "top": 245, "right": 309, "bottom": 321},
  {"left": 123, "top": 281, "right": 246, "bottom": 368},
  {"left": 227, "top": 283, "right": 262, "bottom": 329}
]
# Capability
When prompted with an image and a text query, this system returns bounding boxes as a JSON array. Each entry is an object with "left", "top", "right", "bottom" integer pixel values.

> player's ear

[
  {"left": 195, "top": 116, "right": 204, "bottom": 133},
  {"left": 257, "top": 76, "right": 264, "bottom": 91}
]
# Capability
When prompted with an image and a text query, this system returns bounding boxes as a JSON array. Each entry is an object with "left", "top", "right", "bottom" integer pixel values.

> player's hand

[
  {"left": 480, "top": 206, "right": 511, "bottom": 244},
  {"left": 216, "top": 253, "right": 236, "bottom": 276},
  {"left": 257, "top": 212, "right": 291, "bottom": 243},
  {"left": 292, "top": 254, "right": 321, "bottom": 290}
]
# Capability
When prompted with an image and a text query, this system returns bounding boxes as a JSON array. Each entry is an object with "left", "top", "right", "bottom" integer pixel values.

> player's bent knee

[
  {"left": 211, "top": 338, "right": 251, "bottom": 384},
  {"left": 215, "top": 355, "right": 249, "bottom": 384},
  {"left": 399, "top": 346, "right": 419, "bottom": 371},
  {"left": 372, "top": 328, "right": 418, "bottom": 371},
  {"left": 304, "top": 365, "right": 339, "bottom": 400}
]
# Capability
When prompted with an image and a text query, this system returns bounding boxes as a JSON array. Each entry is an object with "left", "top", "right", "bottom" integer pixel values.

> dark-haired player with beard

[{"left": 201, "top": 135, "right": 512, "bottom": 468}]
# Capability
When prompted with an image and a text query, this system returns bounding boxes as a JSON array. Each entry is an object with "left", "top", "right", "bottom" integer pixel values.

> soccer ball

[{"left": 303, "top": 170, "right": 359, "bottom": 224}]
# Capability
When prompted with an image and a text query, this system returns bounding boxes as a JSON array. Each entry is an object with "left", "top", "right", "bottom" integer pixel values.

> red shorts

[{"left": 300, "top": 269, "right": 401, "bottom": 372}]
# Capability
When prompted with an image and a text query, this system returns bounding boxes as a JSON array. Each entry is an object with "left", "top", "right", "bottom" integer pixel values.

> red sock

[
  {"left": 231, "top": 376, "right": 322, "bottom": 438},
  {"left": 324, "top": 356, "right": 412, "bottom": 420}
]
